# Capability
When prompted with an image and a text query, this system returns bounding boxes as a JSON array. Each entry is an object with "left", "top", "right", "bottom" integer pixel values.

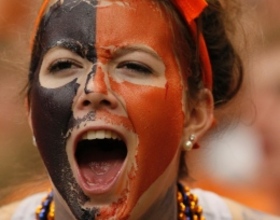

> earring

[
  {"left": 32, "top": 136, "right": 37, "bottom": 147},
  {"left": 184, "top": 134, "right": 195, "bottom": 151}
]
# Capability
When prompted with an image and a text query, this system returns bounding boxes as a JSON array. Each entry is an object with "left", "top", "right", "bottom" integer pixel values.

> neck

[
  {"left": 137, "top": 183, "right": 177, "bottom": 220},
  {"left": 54, "top": 196, "right": 76, "bottom": 220},
  {"left": 53, "top": 183, "right": 177, "bottom": 220}
]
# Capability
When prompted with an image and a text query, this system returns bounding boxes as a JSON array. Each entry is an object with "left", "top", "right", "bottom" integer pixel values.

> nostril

[
  {"left": 101, "top": 100, "right": 111, "bottom": 106},
  {"left": 79, "top": 93, "right": 117, "bottom": 109},
  {"left": 83, "top": 100, "right": 91, "bottom": 106},
  {"left": 82, "top": 99, "right": 111, "bottom": 107}
]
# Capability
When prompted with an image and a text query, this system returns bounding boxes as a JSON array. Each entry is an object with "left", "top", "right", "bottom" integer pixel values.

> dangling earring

[
  {"left": 32, "top": 136, "right": 37, "bottom": 147},
  {"left": 184, "top": 134, "right": 195, "bottom": 151}
]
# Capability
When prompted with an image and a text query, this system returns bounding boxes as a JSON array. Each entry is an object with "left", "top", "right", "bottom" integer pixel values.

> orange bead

[
  {"left": 178, "top": 212, "right": 186, "bottom": 220},
  {"left": 177, "top": 192, "right": 183, "bottom": 203},
  {"left": 179, "top": 202, "right": 186, "bottom": 211}
]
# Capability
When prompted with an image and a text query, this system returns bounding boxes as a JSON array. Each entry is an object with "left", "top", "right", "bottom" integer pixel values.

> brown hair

[
  {"left": 159, "top": 0, "right": 243, "bottom": 107},
  {"left": 157, "top": 0, "right": 243, "bottom": 177}
]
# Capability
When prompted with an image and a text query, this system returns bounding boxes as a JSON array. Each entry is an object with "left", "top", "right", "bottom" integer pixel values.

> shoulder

[
  {"left": 0, "top": 192, "right": 47, "bottom": 220},
  {"left": 0, "top": 201, "right": 21, "bottom": 220},
  {"left": 192, "top": 188, "right": 233, "bottom": 220},
  {"left": 223, "top": 197, "right": 280, "bottom": 220},
  {"left": 193, "top": 188, "right": 280, "bottom": 220}
]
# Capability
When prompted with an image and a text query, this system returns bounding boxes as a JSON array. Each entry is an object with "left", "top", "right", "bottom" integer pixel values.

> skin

[{"left": 28, "top": 0, "right": 213, "bottom": 219}]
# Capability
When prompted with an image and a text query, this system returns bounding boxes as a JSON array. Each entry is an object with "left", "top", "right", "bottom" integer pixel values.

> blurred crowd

[
  {"left": 1, "top": 0, "right": 280, "bottom": 216},
  {"left": 0, "top": 0, "right": 46, "bottom": 205},
  {"left": 188, "top": 0, "right": 280, "bottom": 215}
]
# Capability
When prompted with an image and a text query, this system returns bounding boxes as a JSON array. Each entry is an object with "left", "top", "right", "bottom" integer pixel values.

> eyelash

[
  {"left": 117, "top": 62, "right": 152, "bottom": 74},
  {"left": 48, "top": 59, "right": 81, "bottom": 73}
]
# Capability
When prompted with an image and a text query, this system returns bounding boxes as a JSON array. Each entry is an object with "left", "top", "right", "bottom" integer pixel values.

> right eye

[
  {"left": 48, "top": 59, "right": 82, "bottom": 74},
  {"left": 116, "top": 61, "right": 152, "bottom": 75}
]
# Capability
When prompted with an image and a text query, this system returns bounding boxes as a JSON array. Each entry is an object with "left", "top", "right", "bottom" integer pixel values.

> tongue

[{"left": 76, "top": 139, "right": 126, "bottom": 185}]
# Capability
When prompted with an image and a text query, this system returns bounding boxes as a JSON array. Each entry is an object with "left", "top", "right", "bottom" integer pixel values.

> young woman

[{"left": 9, "top": 0, "right": 280, "bottom": 219}]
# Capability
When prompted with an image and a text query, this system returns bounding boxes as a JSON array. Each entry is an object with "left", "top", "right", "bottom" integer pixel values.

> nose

[
  {"left": 80, "top": 92, "right": 118, "bottom": 110},
  {"left": 76, "top": 68, "right": 118, "bottom": 111}
]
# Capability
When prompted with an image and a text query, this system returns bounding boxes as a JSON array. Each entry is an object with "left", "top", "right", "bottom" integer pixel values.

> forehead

[{"left": 39, "top": 0, "right": 175, "bottom": 57}]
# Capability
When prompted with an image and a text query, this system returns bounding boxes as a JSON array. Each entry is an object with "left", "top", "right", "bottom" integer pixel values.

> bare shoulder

[
  {"left": 0, "top": 201, "right": 20, "bottom": 220},
  {"left": 223, "top": 197, "right": 280, "bottom": 220}
]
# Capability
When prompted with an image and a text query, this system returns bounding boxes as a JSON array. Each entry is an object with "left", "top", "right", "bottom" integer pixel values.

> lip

[{"left": 70, "top": 124, "right": 128, "bottom": 195}]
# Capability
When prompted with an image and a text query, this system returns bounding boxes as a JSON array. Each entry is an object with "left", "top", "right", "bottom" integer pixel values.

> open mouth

[{"left": 75, "top": 130, "right": 127, "bottom": 193}]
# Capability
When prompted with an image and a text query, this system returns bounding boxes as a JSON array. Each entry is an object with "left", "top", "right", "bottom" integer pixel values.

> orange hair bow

[{"left": 172, "top": 0, "right": 212, "bottom": 90}]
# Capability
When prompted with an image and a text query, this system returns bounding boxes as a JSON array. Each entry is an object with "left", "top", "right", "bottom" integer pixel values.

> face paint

[
  {"left": 95, "top": 3, "right": 186, "bottom": 217},
  {"left": 29, "top": 0, "right": 186, "bottom": 219},
  {"left": 30, "top": 0, "right": 99, "bottom": 218}
]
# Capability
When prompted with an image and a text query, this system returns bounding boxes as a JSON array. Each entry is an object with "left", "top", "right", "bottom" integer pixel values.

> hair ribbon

[{"left": 172, "top": 0, "right": 212, "bottom": 90}]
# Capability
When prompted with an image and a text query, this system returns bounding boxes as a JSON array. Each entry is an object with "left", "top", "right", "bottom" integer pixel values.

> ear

[
  {"left": 24, "top": 97, "right": 34, "bottom": 134},
  {"left": 183, "top": 88, "right": 214, "bottom": 145}
]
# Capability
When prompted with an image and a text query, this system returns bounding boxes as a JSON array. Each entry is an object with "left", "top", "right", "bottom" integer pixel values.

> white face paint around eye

[
  {"left": 39, "top": 47, "right": 92, "bottom": 88},
  {"left": 107, "top": 45, "right": 166, "bottom": 87},
  {"left": 39, "top": 44, "right": 166, "bottom": 89}
]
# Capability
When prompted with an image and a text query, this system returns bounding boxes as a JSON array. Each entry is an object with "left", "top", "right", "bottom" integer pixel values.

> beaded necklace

[
  {"left": 177, "top": 183, "right": 205, "bottom": 220},
  {"left": 36, "top": 183, "right": 204, "bottom": 220},
  {"left": 36, "top": 190, "right": 54, "bottom": 220}
]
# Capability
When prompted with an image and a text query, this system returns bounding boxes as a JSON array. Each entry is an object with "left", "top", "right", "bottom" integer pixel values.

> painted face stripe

[
  {"left": 30, "top": 1, "right": 100, "bottom": 219},
  {"left": 95, "top": 1, "right": 184, "bottom": 218}
]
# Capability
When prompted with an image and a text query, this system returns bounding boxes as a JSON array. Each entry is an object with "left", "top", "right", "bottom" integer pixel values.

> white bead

[{"left": 184, "top": 140, "right": 193, "bottom": 151}]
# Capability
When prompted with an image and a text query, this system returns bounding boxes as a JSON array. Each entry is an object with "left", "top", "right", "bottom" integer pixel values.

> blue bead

[
  {"left": 37, "top": 191, "right": 54, "bottom": 220},
  {"left": 39, "top": 210, "right": 47, "bottom": 219},
  {"left": 43, "top": 200, "right": 50, "bottom": 207},
  {"left": 183, "top": 193, "right": 189, "bottom": 202}
]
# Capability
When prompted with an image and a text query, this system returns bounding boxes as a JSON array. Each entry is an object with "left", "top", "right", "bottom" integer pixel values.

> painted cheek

[
  {"left": 110, "top": 75, "right": 184, "bottom": 205},
  {"left": 30, "top": 78, "right": 90, "bottom": 215}
]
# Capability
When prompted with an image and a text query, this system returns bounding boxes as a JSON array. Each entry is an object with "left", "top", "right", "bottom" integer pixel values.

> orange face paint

[{"left": 95, "top": 0, "right": 185, "bottom": 217}]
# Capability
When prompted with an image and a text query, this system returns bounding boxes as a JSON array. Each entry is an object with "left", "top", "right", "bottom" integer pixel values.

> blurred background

[
  {"left": 188, "top": 0, "right": 280, "bottom": 215},
  {"left": 0, "top": 0, "right": 47, "bottom": 206},
  {"left": 1, "top": 0, "right": 280, "bottom": 216}
]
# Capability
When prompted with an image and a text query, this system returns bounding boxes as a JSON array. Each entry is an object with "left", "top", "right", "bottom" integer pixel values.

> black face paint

[
  {"left": 68, "top": 111, "right": 96, "bottom": 134},
  {"left": 29, "top": 0, "right": 99, "bottom": 219},
  {"left": 85, "top": 65, "right": 97, "bottom": 94}
]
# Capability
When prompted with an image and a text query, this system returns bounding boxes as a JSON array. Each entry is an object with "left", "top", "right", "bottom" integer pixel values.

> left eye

[
  {"left": 48, "top": 59, "right": 82, "bottom": 74},
  {"left": 116, "top": 62, "right": 152, "bottom": 75}
]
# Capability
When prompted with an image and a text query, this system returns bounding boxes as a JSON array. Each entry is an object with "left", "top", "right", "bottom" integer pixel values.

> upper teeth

[{"left": 82, "top": 130, "right": 122, "bottom": 141}]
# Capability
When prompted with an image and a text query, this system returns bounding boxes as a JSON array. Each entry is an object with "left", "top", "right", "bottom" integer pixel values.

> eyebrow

[
  {"left": 112, "top": 46, "right": 162, "bottom": 61},
  {"left": 47, "top": 39, "right": 88, "bottom": 58}
]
